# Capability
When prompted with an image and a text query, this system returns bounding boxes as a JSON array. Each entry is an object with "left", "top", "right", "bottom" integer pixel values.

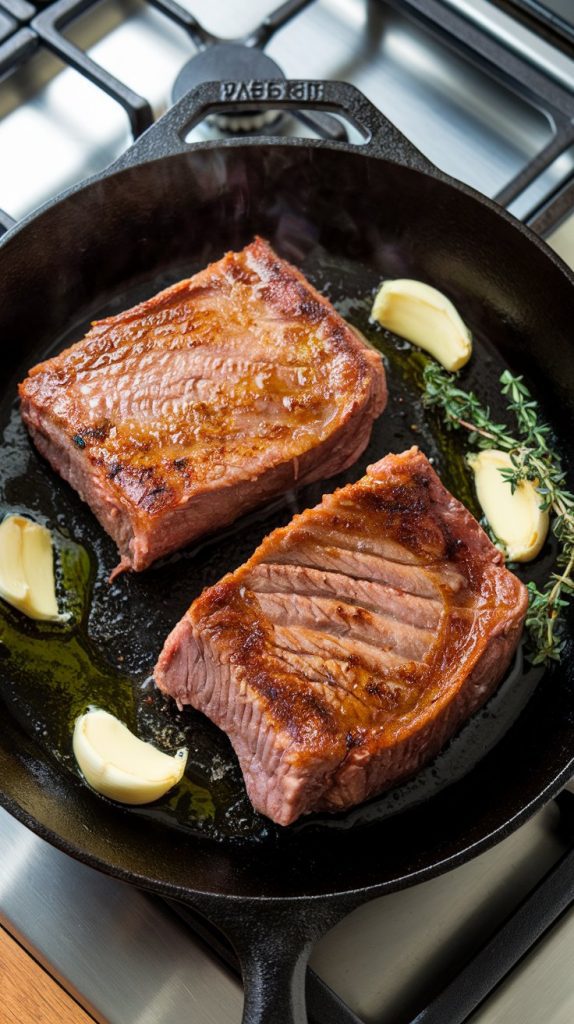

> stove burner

[
  {"left": 172, "top": 44, "right": 285, "bottom": 132},
  {"left": 27, "top": 0, "right": 345, "bottom": 143},
  {"left": 167, "top": 0, "right": 346, "bottom": 141}
]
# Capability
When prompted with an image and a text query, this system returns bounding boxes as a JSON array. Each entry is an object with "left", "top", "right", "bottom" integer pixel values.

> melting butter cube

[
  {"left": 0, "top": 514, "right": 61, "bottom": 620},
  {"left": 73, "top": 708, "right": 188, "bottom": 804},
  {"left": 371, "top": 279, "right": 472, "bottom": 371},
  {"left": 468, "top": 449, "right": 549, "bottom": 562}
]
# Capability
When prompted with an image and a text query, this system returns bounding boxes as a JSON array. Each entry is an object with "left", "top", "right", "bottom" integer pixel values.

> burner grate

[
  {"left": 32, "top": 0, "right": 347, "bottom": 139},
  {"left": 0, "top": 8, "right": 17, "bottom": 43},
  {"left": 0, "top": 0, "right": 571, "bottom": 230},
  {"left": 0, "top": 0, "right": 35, "bottom": 24},
  {"left": 390, "top": 0, "right": 574, "bottom": 229},
  {"left": 505, "top": 0, "right": 574, "bottom": 49},
  {"left": 0, "top": 22, "right": 137, "bottom": 220},
  {"left": 0, "top": 20, "right": 36, "bottom": 70},
  {"left": 32, "top": 0, "right": 155, "bottom": 136}
]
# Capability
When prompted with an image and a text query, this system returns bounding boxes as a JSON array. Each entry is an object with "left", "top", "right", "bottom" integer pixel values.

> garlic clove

[
  {"left": 0, "top": 514, "right": 60, "bottom": 620},
  {"left": 371, "top": 279, "right": 472, "bottom": 371},
  {"left": 73, "top": 708, "right": 188, "bottom": 805},
  {"left": 468, "top": 449, "right": 549, "bottom": 562}
]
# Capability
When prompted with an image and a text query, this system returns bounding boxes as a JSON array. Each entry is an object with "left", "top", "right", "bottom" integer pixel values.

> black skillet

[{"left": 1, "top": 81, "right": 574, "bottom": 1024}]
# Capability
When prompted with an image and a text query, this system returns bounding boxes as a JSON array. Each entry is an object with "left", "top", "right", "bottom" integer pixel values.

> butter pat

[
  {"left": 468, "top": 449, "right": 549, "bottom": 562},
  {"left": 371, "top": 279, "right": 472, "bottom": 371},
  {"left": 73, "top": 708, "right": 188, "bottom": 804},
  {"left": 0, "top": 514, "right": 61, "bottom": 620}
]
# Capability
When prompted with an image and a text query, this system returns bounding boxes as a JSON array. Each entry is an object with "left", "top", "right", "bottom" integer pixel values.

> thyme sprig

[{"left": 422, "top": 362, "right": 574, "bottom": 665}]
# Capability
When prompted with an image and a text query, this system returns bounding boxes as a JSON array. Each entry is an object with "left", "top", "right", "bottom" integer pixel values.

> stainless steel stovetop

[{"left": 1, "top": 1, "right": 574, "bottom": 1021}]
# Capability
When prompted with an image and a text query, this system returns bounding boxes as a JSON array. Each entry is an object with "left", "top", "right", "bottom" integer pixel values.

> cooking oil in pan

[{"left": 0, "top": 251, "right": 544, "bottom": 845}]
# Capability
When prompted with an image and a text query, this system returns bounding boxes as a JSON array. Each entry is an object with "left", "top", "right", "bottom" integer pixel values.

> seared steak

[
  {"left": 155, "top": 447, "right": 528, "bottom": 826},
  {"left": 19, "top": 238, "right": 386, "bottom": 573}
]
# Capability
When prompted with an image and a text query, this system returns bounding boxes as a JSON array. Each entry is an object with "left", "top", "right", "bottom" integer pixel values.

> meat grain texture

[
  {"left": 19, "top": 238, "right": 386, "bottom": 573},
  {"left": 155, "top": 448, "right": 528, "bottom": 826}
]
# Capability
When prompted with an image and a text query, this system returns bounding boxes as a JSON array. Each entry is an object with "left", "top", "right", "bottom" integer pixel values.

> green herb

[{"left": 422, "top": 361, "right": 574, "bottom": 665}]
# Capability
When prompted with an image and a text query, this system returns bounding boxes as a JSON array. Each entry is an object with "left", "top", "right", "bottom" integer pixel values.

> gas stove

[{"left": 1, "top": 2, "right": 574, "bottom": 1022}]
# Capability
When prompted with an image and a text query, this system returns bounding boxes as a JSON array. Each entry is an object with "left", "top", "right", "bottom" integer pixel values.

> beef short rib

[
  {"left": 19, "top": 238, "right": 386, "bottom": 573},
  {"left": 155, "top": 447, "right": 528, "bottom": 826}
]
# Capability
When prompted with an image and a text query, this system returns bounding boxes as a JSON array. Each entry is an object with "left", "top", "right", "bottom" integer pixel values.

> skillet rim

[
  {"left": 2, "top": 755, "right": 574, "bottom": 906},
  {"left": 1, "top": 138, "right": 574, "bottom": 903}
]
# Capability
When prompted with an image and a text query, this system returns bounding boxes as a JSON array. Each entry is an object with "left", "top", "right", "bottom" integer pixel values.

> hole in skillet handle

[{"left": 109, "top": 79, "right": 438, "bottom": 173}]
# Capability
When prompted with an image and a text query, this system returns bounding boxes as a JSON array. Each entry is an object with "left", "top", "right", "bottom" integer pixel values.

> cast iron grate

[
  {"left": 33, "top": 0, "right": 155, "bottom": 136},
  {"left": 0, "top": 0, "right": 572, "bottom": 230},
  {"left": 0, "top": 0, "right": 35, "bottom": 24},
  {"left": 0, "top": 26, "right": 35, "bottom": 233},
  {"left": 31, "top": 0, "right": 347, "bottom": 140},
  {"left": 0, "top": 20, "right": 36, "bottom": 74},
  {"left": 505, "top": 0, "right": 574, "bottom": 49},
  {"left": 0, "top": 7, "right": 18, "bottom": 43},
  {"left": 391, "top": 0, "right": 574, "bottom": 228}
]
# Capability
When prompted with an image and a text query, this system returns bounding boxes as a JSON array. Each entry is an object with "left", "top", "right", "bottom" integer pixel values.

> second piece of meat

[{"left": 155, "top": 447, "right": 528, "bottom": 826}]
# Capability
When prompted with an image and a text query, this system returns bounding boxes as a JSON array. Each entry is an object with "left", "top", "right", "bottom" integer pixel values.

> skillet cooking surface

[
  {"left": 1, "top": 142, "right": 574, "bottom": 897},
  {"left": 0, "top": 247, "right": 547, "bottom": 844}
]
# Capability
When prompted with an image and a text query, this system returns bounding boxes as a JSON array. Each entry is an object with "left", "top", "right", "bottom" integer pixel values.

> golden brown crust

[
  {"left": 188, "top": 447, "right": 528, "bottom": 764},
  {"left": 19, "top": 238, "right": 384, "bottom": 534}
]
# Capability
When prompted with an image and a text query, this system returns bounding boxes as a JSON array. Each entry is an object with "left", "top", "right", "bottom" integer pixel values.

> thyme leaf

[{"left": 422, "top": 362, "right": 574, "bottom": 665}]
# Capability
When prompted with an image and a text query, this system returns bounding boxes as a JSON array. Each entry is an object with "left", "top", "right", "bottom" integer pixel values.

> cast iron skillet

[{"left": 1, "top": 81, "right": 574, "bottom": 1023}]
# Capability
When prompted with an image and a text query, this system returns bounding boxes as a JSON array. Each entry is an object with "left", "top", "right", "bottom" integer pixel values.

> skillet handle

[
  {"left": 175, "top": 893, "right": 361, "bottom": 1024},
  {"left": 112, "top": 79, "right": 435, "bottom": 173}
]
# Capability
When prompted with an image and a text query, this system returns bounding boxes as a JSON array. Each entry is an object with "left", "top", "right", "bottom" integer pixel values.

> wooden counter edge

[{"left": 0, "top": 924, "right": 97, "bottom": 1024}]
